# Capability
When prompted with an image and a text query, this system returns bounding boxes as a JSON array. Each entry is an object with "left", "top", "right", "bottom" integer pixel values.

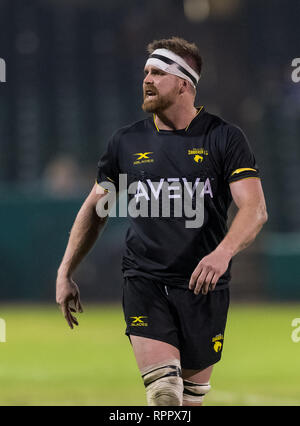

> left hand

[
  {"left": 56, "top": 275, "right": 83, "bottom": 329},
  {"left": 189, "top": 248, "right": 232, "bottom": 295}
]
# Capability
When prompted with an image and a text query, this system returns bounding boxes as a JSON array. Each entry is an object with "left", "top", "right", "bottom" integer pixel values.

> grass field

[{"left": 0, "top": 303, "right": 299, "bottom": 406}]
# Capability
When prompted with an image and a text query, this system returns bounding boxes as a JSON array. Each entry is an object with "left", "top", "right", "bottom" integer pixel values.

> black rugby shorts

[{"left": 122, "top": 276, "right": 230, "bottom": 370}]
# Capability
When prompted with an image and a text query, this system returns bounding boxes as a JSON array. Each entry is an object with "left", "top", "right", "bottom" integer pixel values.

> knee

[
  {"left": 141, "top": 359, "right": 183, "bottom": 406},
  {"left": 182, "top": 380, "right": 211, "bottom": 405}
]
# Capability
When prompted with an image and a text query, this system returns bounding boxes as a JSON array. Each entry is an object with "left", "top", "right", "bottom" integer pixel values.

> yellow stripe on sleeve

[
  {"left": 95, "top": 180, "right": 109, "bottom": 193},
  {"left": 230, "top": 168, "right": 257, "bottom": 177}
]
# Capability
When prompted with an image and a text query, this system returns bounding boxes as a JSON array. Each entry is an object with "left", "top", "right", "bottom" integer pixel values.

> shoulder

[
  {"left": 203, "top": 110, "right": 244, "bottom": 137},
  {"left": 110, "top": 118, "right": 150, "bottom": 143},
  {"left": 203, "top": 111, "right": 249, "bottom": 154}
]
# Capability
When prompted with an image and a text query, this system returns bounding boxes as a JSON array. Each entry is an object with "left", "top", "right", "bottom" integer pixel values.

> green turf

[{"left": 0, "top": 303, "right": 299, "bottom": 406}]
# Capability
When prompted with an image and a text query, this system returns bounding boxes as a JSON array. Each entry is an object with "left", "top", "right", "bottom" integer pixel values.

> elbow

[
  {"left": 259, "top": 207, "right": 268, "bottom": 227},
  {"left": 263, "top": 210, "right": 268, "bottom": 224}
]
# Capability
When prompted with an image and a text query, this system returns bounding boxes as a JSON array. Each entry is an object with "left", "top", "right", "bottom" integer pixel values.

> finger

[
  {"left": 70, "top": 313, "right": 79, "bottom": 326},
  {"left": 69, "top": 299, "right": 77, "bottom": 312},
  {"left": 74, "top": 294, "right": 84, "bottom": 313},
  {"left": 209, "top": 282, "right": 216, "bottom": 292},
  {"left": 65, "top": 303, "right": 79, "bottom": 326},
  {"left": 67, "top": 298, "right": 79, "bottom": 324},
  {"left": 78, "top": 300, "right": 83, "bottom": 313},
  {"left": 61, "top": 303, "right": 74, "bottom": 329},
  {"left": 209, "top": 274, "right": 220, "bottom": 292},
  {"left": 201, "top": 271, "right": 215, "bottom": 295},
  {"left": 65, "top": 310, "right": 74, "bottom": 329},
  {"left": 189, "top": 265, "right": 203, "bottom": 289},
  {"left": 60, "top": 302, "right": 68, "bottom": 318},
  {"left": 194, "top": 268, "right": 210, "bottom": 295}
]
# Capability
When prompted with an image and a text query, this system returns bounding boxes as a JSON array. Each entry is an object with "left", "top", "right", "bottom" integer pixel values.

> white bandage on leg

[
  {"left": 141, "top": 359, "right": 183, "bottom": 406},
  {"left": 183, "top": 380, "right": 211, "bottom": 405}
]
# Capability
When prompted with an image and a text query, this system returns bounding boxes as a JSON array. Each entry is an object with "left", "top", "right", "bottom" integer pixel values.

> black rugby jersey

[{"left": 96, "top": 107, "right": 260, "bottom": 289}]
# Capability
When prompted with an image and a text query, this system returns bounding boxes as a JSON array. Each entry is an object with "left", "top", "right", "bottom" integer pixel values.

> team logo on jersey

[
  {"left": 212, "top": 334, "right": 224, "bottom": 352},
  {"left": 188, "top": 148, "right": 208, "bottom": 163},
  {"left": 130, "top": 316, "right": 148, "bottom": 327},
  {"left": 133, "top": 152, "right": 154, "bottom": 165}
]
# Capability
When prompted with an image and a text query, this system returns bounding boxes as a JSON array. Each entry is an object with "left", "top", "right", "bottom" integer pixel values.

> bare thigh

[
  {"left": 130, "top": 335, "right": 180, "bottom": 370},
  {"left": 182, "top": 365, "right": 213, "bottom": 383},
  {"left": 130, "top": 335, "right": 213, "bottom": 406}
]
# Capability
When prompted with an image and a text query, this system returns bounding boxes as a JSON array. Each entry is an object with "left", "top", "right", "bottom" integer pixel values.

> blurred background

[
  {"left": 0, "top": 0, "right": 300, "bottom": 406},
  {"left": 0, "top": 0, "right": 299, "bottom": 302}
]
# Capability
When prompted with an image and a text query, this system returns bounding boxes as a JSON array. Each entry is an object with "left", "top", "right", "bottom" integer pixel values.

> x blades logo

[
  {"left": 133, "top": 152, "right": 154, "bottom": 165},
  {"left": 130, "top": 316, "right": 148, "bottom": 327}
]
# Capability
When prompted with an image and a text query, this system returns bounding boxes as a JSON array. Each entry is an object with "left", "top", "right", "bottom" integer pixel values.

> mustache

[{"left": 143, "top": 86, "right": 158, "bottom": 95}]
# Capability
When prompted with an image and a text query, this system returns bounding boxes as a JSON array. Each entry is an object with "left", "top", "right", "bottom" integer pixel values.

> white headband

[{"left": 145, "top": 48, "right": 200, "bottom": 88}]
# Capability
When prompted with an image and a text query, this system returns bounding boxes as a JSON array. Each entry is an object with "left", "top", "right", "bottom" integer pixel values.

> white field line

[{"left": 208, "top": 390, "right": 300, "bottom": 406}]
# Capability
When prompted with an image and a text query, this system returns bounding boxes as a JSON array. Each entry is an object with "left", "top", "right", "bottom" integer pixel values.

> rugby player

[{"left": 56, "top": 37, "right": 268, "bottom": 406}]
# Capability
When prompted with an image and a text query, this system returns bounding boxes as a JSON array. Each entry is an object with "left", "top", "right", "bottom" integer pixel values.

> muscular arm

[
  {"left": 57, "top": 183, "right": 107, "bottom": 278},
  {"left": 189, "top": 178, "right": 268, "bottom": 295},
  {"left": 56, "top": 183, "right": 109, "bottom": 328},
  {"left": 217, "top": 178, "right": 268, "bottom": 256}
]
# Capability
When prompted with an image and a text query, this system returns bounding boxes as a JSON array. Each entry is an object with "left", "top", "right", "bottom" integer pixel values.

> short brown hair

[{"left": 147, "top": 36, "right": 202, "bottom": 76}]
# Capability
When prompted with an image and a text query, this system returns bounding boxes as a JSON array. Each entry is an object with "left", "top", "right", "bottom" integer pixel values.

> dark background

[{"left": 0, "top": 0, "right": 299, "bottom": 302}]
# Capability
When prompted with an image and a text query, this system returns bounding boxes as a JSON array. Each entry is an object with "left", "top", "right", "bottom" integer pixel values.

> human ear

[{"left": 179, "top": 80, "right": 188, "bottom": 94}]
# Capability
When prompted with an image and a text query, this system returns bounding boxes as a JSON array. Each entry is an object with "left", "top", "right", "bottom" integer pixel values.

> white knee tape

[
  {"left": 141, "top": 359, "right": 183, "bottom": 406},
  {"left": 183, "top": 380, "right": 211, "bottom": 404}
]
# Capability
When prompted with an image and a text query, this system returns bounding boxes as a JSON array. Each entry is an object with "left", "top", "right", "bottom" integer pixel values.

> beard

[{"left": 142, "top": 90, "right": 176, "bottom": 113}]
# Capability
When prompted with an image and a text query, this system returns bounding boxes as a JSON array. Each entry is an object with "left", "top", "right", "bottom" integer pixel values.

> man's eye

[{"left": 144, "top": 70, "right": 165, "bottom": 76}]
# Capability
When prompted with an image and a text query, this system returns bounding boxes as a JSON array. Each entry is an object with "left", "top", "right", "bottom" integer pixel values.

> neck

[{"left": 154, "top": 103, "right": 198, "bottom": 131}]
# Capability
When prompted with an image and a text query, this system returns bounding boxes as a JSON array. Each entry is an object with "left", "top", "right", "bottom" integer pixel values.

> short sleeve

[
  {"left": 223, "top": 125, "right": 260, "bottom": 184},
  {"left": 96, "top": 134, "right": 120, "bottom": 191}
]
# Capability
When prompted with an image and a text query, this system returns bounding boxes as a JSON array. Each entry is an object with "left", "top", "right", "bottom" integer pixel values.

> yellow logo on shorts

[
  {"left": 130, "top": 316, "right": 148, "bottom": 327},
  {"left": 212, "top": 334, "right": 224, "bottom": 353},
  {"left": 214, "top": 341, "right": 222, "bottom": 352}
]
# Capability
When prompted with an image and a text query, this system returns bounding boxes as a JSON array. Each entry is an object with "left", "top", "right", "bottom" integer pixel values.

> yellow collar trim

[
  {"left": 153, "top": 114, "right": 160, "bottom": 132},
  {"left": 153, "top": 106, "right": 204, "bottom": 132}
]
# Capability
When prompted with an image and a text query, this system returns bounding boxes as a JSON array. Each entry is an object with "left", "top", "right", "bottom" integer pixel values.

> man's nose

[{"left": 144, "top": 73, "right": 153, "bottom": 84}]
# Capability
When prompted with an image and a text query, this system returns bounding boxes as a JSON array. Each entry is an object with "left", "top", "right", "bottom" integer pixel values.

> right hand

[{"left": 56, "top": 275, "right": 83, "bottom": 329}]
